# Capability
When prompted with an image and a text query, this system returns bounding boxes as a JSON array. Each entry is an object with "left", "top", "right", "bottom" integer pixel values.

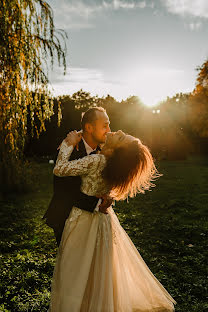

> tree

[
  {"left": 154, "top": 93, "right": 193, "bottom": 160},
  {"left": 71, "top": 89, "right": 102, "bottom": 110},
  {"left": 194, "top": 60, "right": 208, "bottom": 94},
  {"left": 24, "top": 91, "right": 103, "bottom": 157},
  {"left": 189, "top": 60, "right": 208, "bottom": 138},
  {"left": 119, "top": 96, "right": 145, "bottom": 136},
  {"left": 0, "top": 0, "right": 67, "bottom": 191}
]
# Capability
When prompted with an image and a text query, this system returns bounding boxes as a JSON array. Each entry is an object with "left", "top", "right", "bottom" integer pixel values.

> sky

[{"left": 47, "top": 0, "right": 208, "bottom": 106}]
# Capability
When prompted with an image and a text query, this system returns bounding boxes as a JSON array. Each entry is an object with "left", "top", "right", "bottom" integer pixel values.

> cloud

[
  {"left": 161, "top": 0, "right": 208, "bottom": 19},
  {"left": 49, "top": 66, "right": 133, "bottom": 101},
  {"left": 52, "top": 1, "right": 101, "bottom": 29},
  {"left": 149, "top": 2, "right": 154, "bottom": 9},
  {"left": 188, "top": 21, "right": 202, "bottom": 31},
  {"left": 48, "top": 65, "right": 194, "bottom": 106},
  {"left": 52, "top": 0, "right": 148, "bottom": 29},
  {"left": 104, "top": 0, "right": 134, "bottom": 9},
  {"left": 49, "top": 66, "right": 103, "bottom": 84}
]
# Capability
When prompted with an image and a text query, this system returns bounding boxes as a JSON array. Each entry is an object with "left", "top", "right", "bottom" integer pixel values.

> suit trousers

[{"left": 53, "top": 228, "right": 63, "bottom": 247}]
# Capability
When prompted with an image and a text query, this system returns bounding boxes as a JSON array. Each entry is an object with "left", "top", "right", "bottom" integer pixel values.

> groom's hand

[{"left": 99, "top": 194, "right": 114, "bottom": 214}]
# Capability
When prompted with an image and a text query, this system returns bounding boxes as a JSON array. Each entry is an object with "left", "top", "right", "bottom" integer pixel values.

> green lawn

[{"left": 0, "top": 157, "right": 207, "bottom": 312}]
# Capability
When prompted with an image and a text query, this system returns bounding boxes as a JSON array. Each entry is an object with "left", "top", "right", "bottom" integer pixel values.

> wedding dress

[{"left": 49, "top": 141, "right": 176, "bottom": 312}]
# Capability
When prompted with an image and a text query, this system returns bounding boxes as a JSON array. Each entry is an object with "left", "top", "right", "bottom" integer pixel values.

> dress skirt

[{"left": 49, "top": 206, "right": 176, "bottom": 312}]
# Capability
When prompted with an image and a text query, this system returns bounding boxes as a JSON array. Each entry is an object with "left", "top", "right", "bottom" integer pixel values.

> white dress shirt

[{"left": 82, "top": 137, "right": 96, "bottom": 155}]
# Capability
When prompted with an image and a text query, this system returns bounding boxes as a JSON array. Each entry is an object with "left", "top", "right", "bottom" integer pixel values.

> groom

[{"left": 42, "top": 107, "right": 111, "bottom": 246}]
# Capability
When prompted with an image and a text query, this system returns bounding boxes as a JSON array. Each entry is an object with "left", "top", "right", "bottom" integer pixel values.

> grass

[{"left": 0, "top": 156, "right": 207, "bottom": 311}]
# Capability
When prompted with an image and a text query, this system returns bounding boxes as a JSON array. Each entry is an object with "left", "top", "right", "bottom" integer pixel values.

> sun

[{"left": 125, "top": 66, "right": 182, "bottom": 108}]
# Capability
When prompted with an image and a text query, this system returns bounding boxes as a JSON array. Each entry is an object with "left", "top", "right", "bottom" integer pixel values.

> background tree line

[{"left": 24, "top": 62, "right": 208, "bottom": 162}]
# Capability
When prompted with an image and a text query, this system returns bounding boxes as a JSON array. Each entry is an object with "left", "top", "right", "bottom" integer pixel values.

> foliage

[
  {"left": 71, "top": 89, "right": 103, "bottom": 110},
  {"left": 0, "top": 157, "right": 207, "bottom": 311},
  {"left": 189, "top": 90, "right": 208, "bottom": 138},
  {"left": 110, "top": 95, "right": 145, "bottom": 135},
  {"left": 194, "top": 60, "right": 208, "bottom": 94},
  {"left": 156, "top": 93, "right": 194, "bottom": 160},
  {"left": 21, "top": 59, "right": 208, "bottom": 161},
  {"left": 24, "top": 90, "right": 105, "bottom": 157},
  {"left": 0, "top": 0, "right": 67, "bottom": 190},
  {"left": 25, "top": 93, "right": 149, "bottom": 157},
  {"left": 25, "top": 91, "right": 196, "bottom": 160},
  {"left": 158, "top": 93, "right": 190, "bottom": 131},
  {"left": 188, "top": 60, "right": 208, "bottom": 138}
]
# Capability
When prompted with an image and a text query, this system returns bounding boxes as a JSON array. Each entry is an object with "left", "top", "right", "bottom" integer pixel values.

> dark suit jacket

[{"left": 42, "top": 139, "right": 99, "bottom": 235}]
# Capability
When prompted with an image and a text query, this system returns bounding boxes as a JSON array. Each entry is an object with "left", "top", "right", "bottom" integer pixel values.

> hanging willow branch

[{"left": 0, "top": 0, "right": 67, "bottom": 189}]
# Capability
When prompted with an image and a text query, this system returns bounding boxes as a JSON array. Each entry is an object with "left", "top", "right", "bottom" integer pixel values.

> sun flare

[{"left": 124, "top": 67, "right": 185, "bottom": 107}]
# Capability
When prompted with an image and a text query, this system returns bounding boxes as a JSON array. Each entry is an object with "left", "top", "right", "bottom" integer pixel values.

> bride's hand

[
  {"left": 57, "top": 130, "right": 82, "bottom": 150},
  {"left": 65, "top": 130, "right": 82, "bottom": 149}
]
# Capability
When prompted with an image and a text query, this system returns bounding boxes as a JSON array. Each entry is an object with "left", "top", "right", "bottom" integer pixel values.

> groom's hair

[{"left": 81, "top": 107, "right": 106, "bottom": 130}]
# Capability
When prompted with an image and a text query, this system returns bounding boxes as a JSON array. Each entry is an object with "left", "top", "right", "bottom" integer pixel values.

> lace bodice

[{"left": 53, "top": 140, "right": 110, "bottom": 197}]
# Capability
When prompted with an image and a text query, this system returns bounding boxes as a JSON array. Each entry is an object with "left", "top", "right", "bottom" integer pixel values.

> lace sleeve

[{"left": 53, "top": 140, "right": 102, "bottom": 177}]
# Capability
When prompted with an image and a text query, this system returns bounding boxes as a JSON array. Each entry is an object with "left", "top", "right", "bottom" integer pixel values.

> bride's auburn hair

[{"left": 102, "top": 139, "right": 160, "bottom": 200}]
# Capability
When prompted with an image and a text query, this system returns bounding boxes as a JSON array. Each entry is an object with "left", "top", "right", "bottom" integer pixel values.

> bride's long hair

[{"left": 102, "top": 139, "right": 161, "bottom": 200}]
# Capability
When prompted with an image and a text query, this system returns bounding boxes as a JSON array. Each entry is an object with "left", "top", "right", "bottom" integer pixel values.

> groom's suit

[{"left": 42, "top": 139, "right": 100, "bottom": 246}]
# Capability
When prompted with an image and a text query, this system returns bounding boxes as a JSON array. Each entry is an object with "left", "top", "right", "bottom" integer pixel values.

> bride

[{"left": 48, "top": 130, "right": 176, "bottom": 312}]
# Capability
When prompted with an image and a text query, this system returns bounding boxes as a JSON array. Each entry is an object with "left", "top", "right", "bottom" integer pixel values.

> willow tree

[{"left": 0, "top": 0, "right": 67, "bottom": 190}]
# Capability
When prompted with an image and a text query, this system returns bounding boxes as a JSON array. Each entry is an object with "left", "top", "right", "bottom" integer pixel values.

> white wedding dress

[{"left": 48, "top": 141, "right": 176, "bottom": 312}]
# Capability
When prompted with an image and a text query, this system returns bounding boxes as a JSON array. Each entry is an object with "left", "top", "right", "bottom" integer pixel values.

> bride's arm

[{"left": 53, "top": 140, "right": 101, "bottom": 177}]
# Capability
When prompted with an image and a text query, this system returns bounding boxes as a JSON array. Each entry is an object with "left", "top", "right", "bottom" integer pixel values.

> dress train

[{"left": 49, "top": 206, "right": 176, "bottom": 312}]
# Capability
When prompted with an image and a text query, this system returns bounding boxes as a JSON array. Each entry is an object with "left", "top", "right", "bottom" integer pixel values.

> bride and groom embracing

[{"left": 43, "top": 107, "right": 176, "bottom": 311}]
